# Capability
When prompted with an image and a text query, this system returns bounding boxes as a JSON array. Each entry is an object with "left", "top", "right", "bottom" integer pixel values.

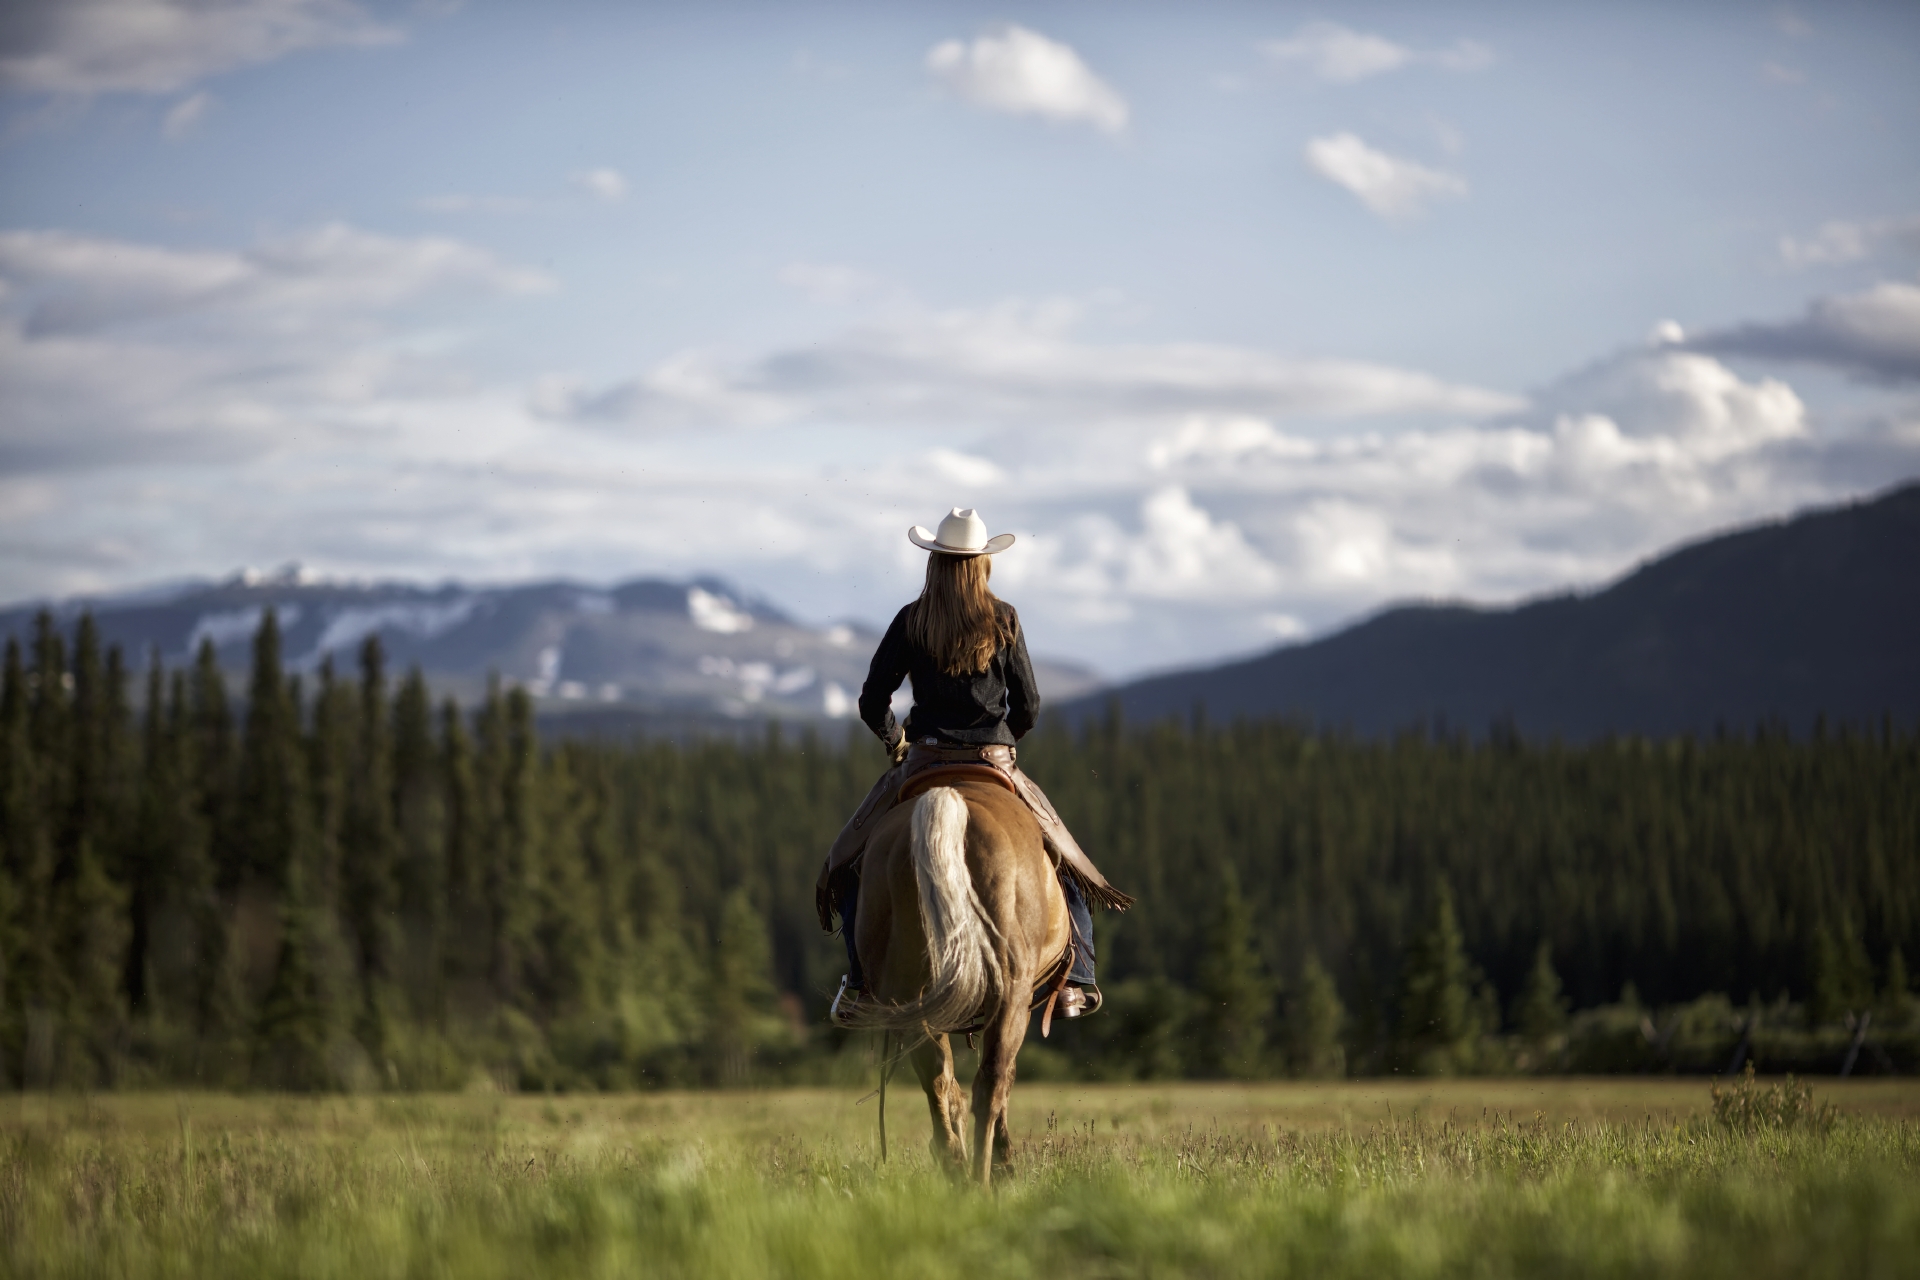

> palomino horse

[{"left": 837, "top": 776, "right": 1071, "bottom": 1185}]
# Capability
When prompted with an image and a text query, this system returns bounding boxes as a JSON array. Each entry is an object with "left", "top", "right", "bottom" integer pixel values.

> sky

[{"left": 1, "top": 0, "right": 1917, "bottom": 678}]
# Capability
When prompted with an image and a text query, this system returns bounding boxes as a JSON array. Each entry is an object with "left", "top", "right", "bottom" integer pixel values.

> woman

[{"left": 816, "top": 508, "right": 1131, "bottom": 1027}]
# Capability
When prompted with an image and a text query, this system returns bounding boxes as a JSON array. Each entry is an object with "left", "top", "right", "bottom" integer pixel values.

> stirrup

[
  {"left": 1060, "top": 985, "right": 1102, "bottom": 1018},
  {"left": 830, "top": 975, "right": 866, "bottom": 1027}
]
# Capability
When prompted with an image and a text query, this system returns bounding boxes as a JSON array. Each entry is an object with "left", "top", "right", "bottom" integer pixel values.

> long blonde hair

[{"left": 908, "top": 553, "right": 1016, "bottom": 676}]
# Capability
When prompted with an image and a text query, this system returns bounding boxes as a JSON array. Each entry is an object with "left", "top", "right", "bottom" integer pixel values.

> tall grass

[{"left": 4, "top": 1084, "right": 1918, "bottom": 1278}]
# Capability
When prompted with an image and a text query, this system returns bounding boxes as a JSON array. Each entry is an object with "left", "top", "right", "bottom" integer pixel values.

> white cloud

[
  {"left": 1688, "top": 280, "right": 1920, "bottom": 380},
  {"left": 1304, "top": 132, "right": 1467, "bottom": 220},
  {"left": 926, "top": 25, "right": 1128, "bottom": 134},
  {"left": 3, "top": 229, "right": 1913, "bottom": 682},
  {"left": 1124, "top": 486, "right": 1280, "bottom": 599},
  {"left": 160, "top": 87, "right": 210, "bottom": 138},
  {"left": 0, "top": 0, "right": 399, "bottom": 96},
  {"left": 541, "top": 290, "right": 1523, "bottom": 431},
  {"left": 0, "top": 223, "right": 548, "bottom": 337},
  {"left": 0, "top": 224, "right": 551, "bottom": 470},
  {"left": 1778, "top": 216, "right": 1920, "bottom": 268},
  {"left": 928, "top": 448, "right": 1004, "bottom": 487},
  {"left": 1262, "top": 22, "right": 1492, "bottom": 83},
  {"left": 571, "top": 167, "right": 627, "bottom": 202},
  {"left": 1083, "top": 343, "right": 1860, "bottom": 649},
  {"left": 778, "top": 261, "right": 892, "bottom": 306}
]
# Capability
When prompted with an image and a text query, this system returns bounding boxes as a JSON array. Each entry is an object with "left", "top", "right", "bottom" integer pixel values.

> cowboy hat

[{"left": 909, "top": 507, "right": 1015, "bottom": 555}]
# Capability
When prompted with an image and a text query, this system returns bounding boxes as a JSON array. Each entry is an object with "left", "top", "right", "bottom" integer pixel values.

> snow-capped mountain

[{"left": 0, "top": 568, "right": 1103, "bottom": 733}]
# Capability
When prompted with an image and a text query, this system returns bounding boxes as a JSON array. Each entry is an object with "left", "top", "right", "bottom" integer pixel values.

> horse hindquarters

[
  {"left": 903, "top": 786, "right": 1003, "bottom": 1034},
  {"left": 839, "top": 786, "right": 1001, "bottom": 1035}
]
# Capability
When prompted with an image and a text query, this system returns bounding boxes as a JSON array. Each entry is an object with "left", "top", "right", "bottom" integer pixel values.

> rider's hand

[{"left": 889, "top": 733, "right": 909, "bottom": 765}]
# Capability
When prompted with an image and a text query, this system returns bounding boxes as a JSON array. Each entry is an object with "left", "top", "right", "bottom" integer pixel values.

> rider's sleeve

[
  {"left": 857, "top": 606, "right": 912, "bottom": 746},
  {"left": 1004, "top": 610, "right": 1039, "bottom": 740}
]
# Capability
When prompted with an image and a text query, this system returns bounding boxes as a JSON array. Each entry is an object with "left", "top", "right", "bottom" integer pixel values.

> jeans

[{"left": 838, "top": 871, "right": 1096, "bottom": 988}]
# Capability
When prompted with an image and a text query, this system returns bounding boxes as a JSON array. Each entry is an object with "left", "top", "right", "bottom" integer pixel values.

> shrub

[{"left": 1709, "top": 1061, "right": 1834, "bottom": 1133}]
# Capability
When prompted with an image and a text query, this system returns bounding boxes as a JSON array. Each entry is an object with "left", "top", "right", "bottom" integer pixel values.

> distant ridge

[
  {"left": 0, "top": 572, "right": 1102, "bottom": 737},
  {"left": 1055, "top": 481, "right": 1920, "bottom": 740}
]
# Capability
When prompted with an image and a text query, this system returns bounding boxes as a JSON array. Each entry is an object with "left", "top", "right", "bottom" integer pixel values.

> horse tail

[{"left": 841, "top": 786, "right": 1003, "bottom": 1034}]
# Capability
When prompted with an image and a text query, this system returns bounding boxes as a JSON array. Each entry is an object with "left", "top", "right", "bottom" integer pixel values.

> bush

[{"left": 1710, "top": 1062, "right": 1834, "bottom": 1133}]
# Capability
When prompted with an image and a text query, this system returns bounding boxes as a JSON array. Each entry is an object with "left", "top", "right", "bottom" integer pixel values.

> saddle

[
  {"left": 896, "top": 762, "right": 1018, "bottom": 804},
  {"left": 815, "top": 741, "right": 1133, "bottom": 933}
]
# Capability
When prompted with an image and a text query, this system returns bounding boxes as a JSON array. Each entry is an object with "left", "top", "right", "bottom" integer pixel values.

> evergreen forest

[{"left": 2, "top": 610, "right": 1915, "bottom": 1091}]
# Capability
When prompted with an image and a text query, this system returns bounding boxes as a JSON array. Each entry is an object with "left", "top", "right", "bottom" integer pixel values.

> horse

[{"left": 836, "top": 776, "right": 1072, "bottom": 1186}]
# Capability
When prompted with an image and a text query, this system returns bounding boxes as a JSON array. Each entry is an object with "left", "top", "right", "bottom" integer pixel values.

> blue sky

[{"left": 3, "top": 0, "right": 1917, "bottom": 676}]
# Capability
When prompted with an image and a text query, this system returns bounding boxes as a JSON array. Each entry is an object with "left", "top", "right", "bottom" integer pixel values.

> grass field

[{"left": 5, "top": 1077, "right": 1919, "bottom": 1278}]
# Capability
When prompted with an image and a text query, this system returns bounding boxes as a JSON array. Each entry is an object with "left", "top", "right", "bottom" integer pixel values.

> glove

[{"left": 889, "top": 733, "right": 909, "bottom": 766}]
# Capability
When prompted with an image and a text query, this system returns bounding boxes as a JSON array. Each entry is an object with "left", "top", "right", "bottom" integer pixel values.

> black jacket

[{"left": 858, "top": 601, "right": 1038, "bottom": 748}]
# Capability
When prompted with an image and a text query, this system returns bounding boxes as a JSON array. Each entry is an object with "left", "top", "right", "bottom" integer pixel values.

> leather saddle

[{"left": 896, "top": 763, "right": 1019, "bottom": 804}]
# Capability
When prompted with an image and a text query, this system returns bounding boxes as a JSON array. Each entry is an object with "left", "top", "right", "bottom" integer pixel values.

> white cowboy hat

[{"left": 909, "top": 507, "right": 1015, "bottom": 556}]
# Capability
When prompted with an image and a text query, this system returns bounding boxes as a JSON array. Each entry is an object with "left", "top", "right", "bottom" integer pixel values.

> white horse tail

[{"left": 841, "top": 786, "right": 1003, "bottom": 1034}]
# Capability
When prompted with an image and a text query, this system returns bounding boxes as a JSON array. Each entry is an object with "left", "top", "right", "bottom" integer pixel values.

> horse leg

[
  {"left": 911, "top": 1033, "right": 968, "bottom": 1173},
  {"left": 969, "top": 994, "right": 1028, "bottom": 1188}
]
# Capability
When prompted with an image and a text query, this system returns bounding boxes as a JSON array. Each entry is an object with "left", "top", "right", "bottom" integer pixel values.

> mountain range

[
  {"left": 1056, "top": 480, "right": 1920, "bottom": 740},
  {"left": 0, "top": 570, "right": 1100, "bottom": 738},
  {"left": 4, "top": 481, "right": 1914, "bottom": 742}
]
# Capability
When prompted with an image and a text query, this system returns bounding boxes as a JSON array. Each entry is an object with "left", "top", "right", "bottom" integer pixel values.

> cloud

[
  {"left": 3, "top": 230, "right": 1914, "bottom": 682},
  {"left": 0, "top": 224, "right": 551, "bottom": 470},
  {"left": 539, "top": 291, "right": 1523, "bottom": 431},
  {"left": 160, "top": 87, "right": 209, "bottom": 137},
  {"left": 1261, "top": 22, "right": 1492, "bottom": 83},
  {"left": 571, "top": 167, "right": 627, "bottom": 202},
  {"left": 1778, "top": 216, "right": 1920, "bottom": 268},
  {"left": 926, "top": 25, "right": 1127, "bottom": 134},
  {"left": 0, "top": 223, "right": 548, "bottom": 337},
  {"left": 928, "top": 448, "right": 1003, "bottom": 487},
  {"left": 1687, "top": 281, "right": 1920, "bottom": 381},
  {"left": 0, "top": 0, "right": 399, "bottom": 96},
  {"left": 1084, "top": 344, "right": 1851, "bottom": 638},
  {"left": 1304, "top": 132, "right": 1467, "bottom": 220},
  {"left": 777, "top": 261, "right": 893, "bottom": 305}
]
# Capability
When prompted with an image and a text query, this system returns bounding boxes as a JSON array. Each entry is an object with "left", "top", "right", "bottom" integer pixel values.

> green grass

[{"left": 4, "top": 1079, "right": 1919, "bottom": 1278}]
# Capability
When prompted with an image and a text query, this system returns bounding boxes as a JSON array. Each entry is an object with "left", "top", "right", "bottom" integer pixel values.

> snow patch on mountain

[{"left": 186, "top": 604, "right": 301, "bottom": 655}]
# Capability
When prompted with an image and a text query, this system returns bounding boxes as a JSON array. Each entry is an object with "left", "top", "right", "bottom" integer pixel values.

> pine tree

[
  {"left": 342, "top": 636, "right": 398, "bottom": 1059},
  {"left": 22, "top": 615, "right": 69, "bottom": 1033},
  {"left": 47, "top": 615, "right": 131, "bottom": 1083},
  {"left": 189, "top": 639, "right": 238, "bottom": 892},
  {"left": 1195, "top": 863, "right": 1270, "bottom": 1078},
  {"left": 706, "top": 887, "right": 789, "bottom": 1084},
  {"left": 0, "top": 638, "right": 35, "bottom": 1083},
  {"left": 482, "top": 685, "right": 540, "bottom": 1011},
  {"left": 1808, "top": 917, "right": 1874, "bottom": 1025},
  {"left": 1397, "top": 882, "right": 1473, "bottom": 1075},
  {"left": 124, "top": 656, "right": 168, "bottom": 1019},
  {"left": 1514, "top": 941, "right": 1570, "bottom": 1046},
  {"left": 252, "top": 859, "right": 339, "bottom": 1091},
  {"left": 391, "top": 668, "right": 446, "bottom": 1024},
  {"left": 438, "top": 697, "right": 486, "bottom": 1012},
  {"left": 181, "top": 652, "right": 247, "bottom": 1082},
  {"left": 307, "top": 656, "right": 353, "bottom": 908},
  {"left": 233, "top": 610, "right": 303, "bottom": 889},
  {"left": 1285, "top": 952, "right": 1346, "bottom": 1078},
  {"left": 1881, "top": 947, "right": 1915, "bottom": 1027}
]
